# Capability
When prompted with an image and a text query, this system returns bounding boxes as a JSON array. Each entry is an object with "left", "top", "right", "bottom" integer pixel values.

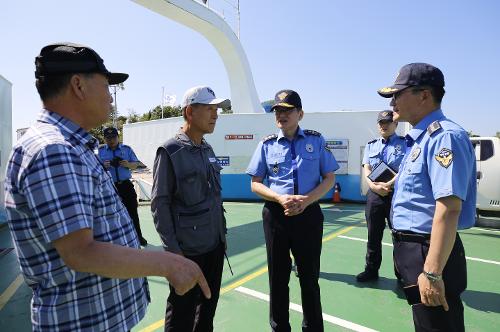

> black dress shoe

[
  {"left": 356, "top": 270, "right": 379, "bottom": 282},
  {"left": 139, "top": 238, "right": 148, "bottom": 246}
]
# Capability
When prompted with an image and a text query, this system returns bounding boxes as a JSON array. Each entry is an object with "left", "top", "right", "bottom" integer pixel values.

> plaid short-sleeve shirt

[{"left": 4, "top": 110, "right": 149, "bottom": 331}]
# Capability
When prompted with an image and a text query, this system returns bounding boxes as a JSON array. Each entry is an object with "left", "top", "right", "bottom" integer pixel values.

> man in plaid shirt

[{"left": 4, "top": 42, "right": 210, "bottom": 332}]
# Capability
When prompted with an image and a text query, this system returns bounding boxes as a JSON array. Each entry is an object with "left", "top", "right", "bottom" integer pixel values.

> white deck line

[
  {"left": 337, "top": 235, "right": 500, "bottom": 265},
  {"left": 235, "top": 286, "right": 379, "bottom": 332}
]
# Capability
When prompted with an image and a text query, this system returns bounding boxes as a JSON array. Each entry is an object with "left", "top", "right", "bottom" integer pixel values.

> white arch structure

[{"left": 132, "top": 0, "right": 264, "bottom": 113}]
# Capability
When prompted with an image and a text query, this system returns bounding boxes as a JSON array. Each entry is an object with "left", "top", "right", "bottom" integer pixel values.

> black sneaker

[
  {"left": 356, "top": 270, "right": 379, "bottom": 282},
  {"left": 139, "top": 238, "right": 148, "bottom": 246}
]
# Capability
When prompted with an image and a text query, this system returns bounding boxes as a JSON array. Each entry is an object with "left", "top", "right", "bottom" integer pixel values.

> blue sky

[{"left": 1, "top": 0, "right": 499, "bottom": 136}]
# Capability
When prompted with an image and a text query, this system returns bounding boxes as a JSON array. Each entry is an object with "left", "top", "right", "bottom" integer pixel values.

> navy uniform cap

[
  {"left": 377, "top": 63, "right": 445, "bottom": 98},
  {"left": 103, "top": 127, "right": 118, "bottom": 138},
  {"left": 35, "top": 42, "right": 128, "bottom": 85},
  {"left": 377, "top": 110, "right": 394, "bottom": 123},
  {"left": 271, "top": 89, "right": 302, "bottom": 111}
]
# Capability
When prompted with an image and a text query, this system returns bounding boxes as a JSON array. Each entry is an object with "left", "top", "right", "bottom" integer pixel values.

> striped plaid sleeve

[{"left": 21, "top": 143, "right": 94, "bottom": 243}]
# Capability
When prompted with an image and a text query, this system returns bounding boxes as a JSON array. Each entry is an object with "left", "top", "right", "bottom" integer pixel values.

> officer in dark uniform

[
  {"left": 356, "top": 111, "right": 405, "bottom": 282},
  {"left": 378, "top": 63, "right": 476, "bottom": 332},
  {"left": 247, "top": 90, "right": 339, "bottom": 332},
  {"left": 98, "top": 127, "right": 147, "bottom": 246}
]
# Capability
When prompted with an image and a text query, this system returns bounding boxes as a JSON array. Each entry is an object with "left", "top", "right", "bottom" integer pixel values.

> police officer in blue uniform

[
  {"left": 98, "top": 127, "right": 148, "bottom": 246},
  {"left": 247, "top": 90, "right": 339, "bottom": 332},
  {"left": 357, "top": 110, "right": 405, "bottom": 282},
  {"left": 378, "top": 63, "right": 476, "bottom": 332}
]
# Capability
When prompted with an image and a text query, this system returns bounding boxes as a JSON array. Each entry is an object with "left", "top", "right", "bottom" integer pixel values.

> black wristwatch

[{"left": 423, "top": 270, "right": 442, "bottom": 282}]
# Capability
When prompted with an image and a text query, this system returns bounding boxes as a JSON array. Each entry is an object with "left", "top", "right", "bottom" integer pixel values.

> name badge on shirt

[
  {"left": 410, "top": 147, "right": 421, "bottom": 161},
  {"left": 209, "top": 157, "right": 217, "bottom": 163}
]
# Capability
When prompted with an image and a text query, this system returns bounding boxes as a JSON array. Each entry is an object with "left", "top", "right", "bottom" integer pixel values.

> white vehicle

[{"left": 471, "top": 137, "right": 500, "bottom": 225}]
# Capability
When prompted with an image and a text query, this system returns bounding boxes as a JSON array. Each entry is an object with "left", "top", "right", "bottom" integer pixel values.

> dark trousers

[
  {"left": 263, "top": 201, "right": 324, "bottom": 332},
  {"left": 393, "top": 233, "right": 467, "bottom": 332},
  {"left": 164, "top": 242, "right": 225, "bottom": 332},
  {"left": 115, "top": 180, "right": 144, "bottom": 240},
  {"left": 364, "top": 190, "right": 392, "bottom": 272}
]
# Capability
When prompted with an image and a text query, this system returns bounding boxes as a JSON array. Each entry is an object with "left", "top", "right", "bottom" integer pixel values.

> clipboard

[{"left": 368, "top": 161, "right": 397, "bottom": 183}]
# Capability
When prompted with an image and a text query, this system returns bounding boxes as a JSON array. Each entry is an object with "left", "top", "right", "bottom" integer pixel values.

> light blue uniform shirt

[
  {"left": 362, "top": 133, "right": 406, "bottom": 172},
  {"left": 98, "top": 143, "right": 139, "bottom": 182},
  {"left": 246, "top": 127, "right": 339, "bottom": 195},
  {"left": 392, "top": 109, "right": 477, "bottom": 234}
]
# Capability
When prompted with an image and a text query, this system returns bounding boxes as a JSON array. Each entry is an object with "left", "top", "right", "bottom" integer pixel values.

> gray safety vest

[{"left": 159, "top": 137, "right": 226, "bottom": 255}]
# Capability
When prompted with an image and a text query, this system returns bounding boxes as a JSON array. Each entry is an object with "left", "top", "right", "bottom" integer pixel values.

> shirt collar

[
  {"left": 175, "top": 129, "right": 209, "bottom": 148},
  {"left": 277, "top": 126, "right": 305, "bottom": 141},
  {"left": 381, "top": 133, "right": 397, "bottom": 144},
  {"left": 38, "top": 109, "right": 98, "bottom": 149},
  {"left": 407, "top": 108, "right": 445, "bottom": 142}
]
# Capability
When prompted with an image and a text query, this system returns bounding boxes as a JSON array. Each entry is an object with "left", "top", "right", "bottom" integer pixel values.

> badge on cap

[
  {"left": 278, "top": 92, "right": 288, "bottom": 100},
  {"left": 435, "top": 148, "right": 453, "bottom": 168},
  {"left": 272, "top": 162, "right": 279, "bottom": 174},
  {"left": 306, "top": 144, "right": 314, "bottom": 153},
  {"left": 410, "top": 147, "right": 421, "bottom": 161}
]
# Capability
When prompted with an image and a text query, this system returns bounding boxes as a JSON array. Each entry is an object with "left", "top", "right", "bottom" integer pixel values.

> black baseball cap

[
  {"left": 377, "top": 111, "right": 394, "bottom": 123},
  {"left": 35, "top": 42, "right": 129, "bottom": 85},
  {"left": 271, "top": 89, "right": 302, "bottom": 111},
  {"left": 103, "top": 127, "right": 119, "bottom": 138},
  {"left": 378, "top": 63, "right": 445, "bottom": 98}
]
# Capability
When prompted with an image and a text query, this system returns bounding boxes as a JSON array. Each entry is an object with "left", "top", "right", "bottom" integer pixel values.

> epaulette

[
  {"left": 262, "top": 134, "right": 278, "bottom": 142},
  {"left": 427, "top": 121, "right": 442, "bottom": 136},
  {"left": 98, "top": 144, "right": 107, "bottom": 149},
  {"left": 304, "top": 129, "right": 321, "bottom": 136},
  {"left": 398, "top": 136, "right": 405, "bottom": 140},
  {"left": 367, "top": 139, "right": 377, "bottom": 144}
]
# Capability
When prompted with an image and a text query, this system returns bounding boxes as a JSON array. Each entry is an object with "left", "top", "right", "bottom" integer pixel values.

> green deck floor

[{"left": 1, "top": 203, "right": 499, "bottom": 331}]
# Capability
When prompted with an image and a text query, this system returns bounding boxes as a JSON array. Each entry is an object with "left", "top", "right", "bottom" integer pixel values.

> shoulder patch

[
  {"left": 435, "top": 148, "right": 453, "bottom": 168},
  {"left": 367, "top": 139, "right": 377, "bottom": 144},
  {"left": 262, "top": 134, "right": 278, "bottom": 142},
  {"left": 304, "top": 129, "right": 321, "bottom": 136},
  {"left": 427, "top": 121, "right": 442, "bottom": 136},
  {"left": 98, "top": 144, "right": 106, "bottom": 149}
]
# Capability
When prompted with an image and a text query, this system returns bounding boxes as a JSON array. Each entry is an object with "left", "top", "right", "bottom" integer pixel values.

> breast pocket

[
  {"left": 178, "top": 170, "right": 208, "bottom": 206},
  {"left": 404, "top": 162, "right": 425, "bottom": 194},
  {"left": 301, "top": 152, "right": 320, "bottom": 174}
]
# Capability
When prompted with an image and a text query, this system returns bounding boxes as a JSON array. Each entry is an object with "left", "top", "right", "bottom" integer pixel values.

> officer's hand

[
  {"left": 119, "top": 160, "right": 130, "bottom": 168},
  {"left": 284, "top": 195, "right": 308, "bottom": 216},
  {"left": 371, "top": 183, "right": 391, "bottom": 196},
  {"left": 278, "top": 195, "right": 296, "bottom": 210},
  {"left": 417, "top": 273, "right": 448, "bottom": 311},
  {"left": 103, "top": 160, "right": 111, "bottom": 168},
  {"left": 164, "top": 252, "right": 211, "bottom": 299}
]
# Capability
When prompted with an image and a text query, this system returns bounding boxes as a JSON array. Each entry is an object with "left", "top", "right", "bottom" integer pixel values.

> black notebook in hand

[{"left": 368, "top": 161, "right": 397, "bottom": 183}]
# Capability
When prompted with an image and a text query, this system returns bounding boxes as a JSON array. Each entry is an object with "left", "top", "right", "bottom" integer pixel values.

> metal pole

[
  {"left": 161, "top": 86, "right": 165, "bottom": 118},
  {"left": 113, "top": 86, "right": 117, "bottom": 126},
  {"left": 237, "top": 0, "right": 240, "bottom": 39}
]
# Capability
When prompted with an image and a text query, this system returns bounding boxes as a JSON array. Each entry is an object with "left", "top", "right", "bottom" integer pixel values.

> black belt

[{"left": 392, "top": 230, "right": 430, "bottom": 243}]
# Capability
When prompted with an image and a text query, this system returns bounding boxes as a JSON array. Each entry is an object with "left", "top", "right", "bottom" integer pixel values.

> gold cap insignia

[
  {"left": 278, "top": 92, "right": 288, "bottom": 100},
  {"left": 378, "top": 87, "right": 398, "bottom": 93}
]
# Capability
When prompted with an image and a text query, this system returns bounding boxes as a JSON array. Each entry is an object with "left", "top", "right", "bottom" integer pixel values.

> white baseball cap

[{"left": 181, "top": 86, "right": 231, "bottom": 109}]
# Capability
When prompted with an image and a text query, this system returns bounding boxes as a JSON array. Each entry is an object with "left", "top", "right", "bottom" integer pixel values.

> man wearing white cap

[{"left": 151, "top": 86, "right": 230, "bottom": 331}]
